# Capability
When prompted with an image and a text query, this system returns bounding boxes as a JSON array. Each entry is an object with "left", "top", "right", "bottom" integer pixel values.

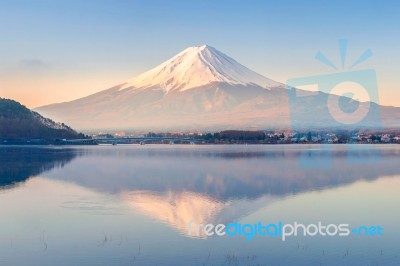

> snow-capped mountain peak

[
  {"left": 35, "top": 45, "right": 400, "bottom": 131},
  {"left": 120, "top": 45, "right": 281, "bottom": 93}
]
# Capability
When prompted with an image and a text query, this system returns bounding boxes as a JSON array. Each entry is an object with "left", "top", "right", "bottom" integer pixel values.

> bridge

[{"left": 59, "top": 137, "right": 206, "bottom": 145}]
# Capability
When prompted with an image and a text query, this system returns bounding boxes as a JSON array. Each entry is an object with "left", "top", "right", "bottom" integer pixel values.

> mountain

[
  {"left": 35, "top": 45, "right": 400, "bottom": 131},
  {"left": 0, "top": 98, "right": 86, "bottom": 142},
  {"left": 120, "top": 45, "right": 281, "bottom": 92}
]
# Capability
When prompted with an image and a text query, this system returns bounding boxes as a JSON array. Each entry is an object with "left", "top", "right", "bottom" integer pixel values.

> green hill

[{"left": 0, "top": 98, "right": 86, "bottom": 143}]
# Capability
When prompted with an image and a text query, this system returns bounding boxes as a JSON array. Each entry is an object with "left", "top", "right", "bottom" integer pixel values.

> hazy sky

[{"left": 0, "top": 0, "right": 399, "bottom": 108}]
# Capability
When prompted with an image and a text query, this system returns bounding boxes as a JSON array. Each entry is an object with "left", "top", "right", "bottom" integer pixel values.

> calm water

[{"left": 0, "top": 144, "right": 399, "bottom": 266}]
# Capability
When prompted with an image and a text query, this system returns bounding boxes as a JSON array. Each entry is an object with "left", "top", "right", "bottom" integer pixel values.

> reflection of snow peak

[
  {"left": 123, "top": 190, "right": 226, "bottom": 237},
  {"left": 120, "top": 45, "right": 280, "bottom": 93},
  {"left": 122, "top": 190, "right": 279, "bottom": 237}
]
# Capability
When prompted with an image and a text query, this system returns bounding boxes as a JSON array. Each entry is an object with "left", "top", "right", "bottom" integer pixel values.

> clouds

[
  {"left": 0, "top": 59, "right": 50, "bottom": 76},
  {"left": 19, "top": 59, "right": 49, "bottom": 70}
]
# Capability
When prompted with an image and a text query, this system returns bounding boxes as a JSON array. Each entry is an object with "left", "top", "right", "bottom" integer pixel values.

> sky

[{"left": 0, "top": 0, "right": 399, "bottom": 108}]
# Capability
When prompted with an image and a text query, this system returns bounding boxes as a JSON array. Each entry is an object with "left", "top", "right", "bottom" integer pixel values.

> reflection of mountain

[
  {"left": 47, "top": 146, "right": 400, "bottom": 200},
  {"left": 42, "top": 145, "right": 400, "bottom": 235},
  {"left": 123, "top": 190, "right": 278, "bottom": 236},
  {"left": 123, "top": 190, "right": 227, "bottom": 236},
  {"left": 0, "top": 147, "right": 78, "bottom": 190}
]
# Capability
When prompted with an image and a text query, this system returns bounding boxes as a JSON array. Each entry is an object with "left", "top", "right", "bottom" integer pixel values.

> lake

[{"left": 0, "top": 144, "right": 399, "bottom": 266}]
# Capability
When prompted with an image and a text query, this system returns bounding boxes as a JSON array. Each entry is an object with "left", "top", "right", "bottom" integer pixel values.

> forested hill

[{"left": 0, "top": 98, "right": 86, "bottom": 142}]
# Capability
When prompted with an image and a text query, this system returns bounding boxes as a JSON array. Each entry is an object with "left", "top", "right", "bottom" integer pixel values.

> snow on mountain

[
  {"left": 34, "top": 45, "right": 400, "bottom": 131},
  {"left": 120, "top": 45, "right": 282, "bottom": 93}
]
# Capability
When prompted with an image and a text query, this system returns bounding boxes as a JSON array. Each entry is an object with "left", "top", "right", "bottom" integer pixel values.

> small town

[{"left": 91, "top": 130, "right": 400, "bottom": 145}]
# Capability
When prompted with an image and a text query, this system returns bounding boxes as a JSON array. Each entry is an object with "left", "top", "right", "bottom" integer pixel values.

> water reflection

[
  {"left": 123, "top": 190, "right": 226, "bottom": 236},
  {"left": 1, "top": 145, "right": 400, "bottom": 266},
  {"left": 34, "top": 145, "right": 400, "bottom": 235},
  {"left": 0, "top": 146, "right": 78, "bottom": 190},
  {"left": 44, "top": 145, "right": 400, "bottom": 198}
]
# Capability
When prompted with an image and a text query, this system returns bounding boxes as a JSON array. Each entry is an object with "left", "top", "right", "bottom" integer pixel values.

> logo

[
  {"left": 188, "top": 221, "right": 384, "bottom": 241},
  {"left": 286, "top": 40, "right": 381, "bottom": 168}
]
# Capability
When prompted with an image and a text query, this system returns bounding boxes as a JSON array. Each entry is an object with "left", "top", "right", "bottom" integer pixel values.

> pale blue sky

[{"left": 0, "top": 0, "right": 399, "bottom": 107}]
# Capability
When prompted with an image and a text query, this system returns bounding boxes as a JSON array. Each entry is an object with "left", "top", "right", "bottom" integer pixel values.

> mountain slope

[
  {"left": 0, "top": 98, "right": 85, "bottom": 141},
  {"left": 35, "top": 45, "right": 400, "bottom": 131}
]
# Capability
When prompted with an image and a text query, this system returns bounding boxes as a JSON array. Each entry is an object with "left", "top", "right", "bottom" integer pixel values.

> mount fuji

[
  {"left": 35, "top": 45, "right": 399, "bottom": 131},
  {"left": 120, "top": 45, "right": 281, "bottom": 93}
]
